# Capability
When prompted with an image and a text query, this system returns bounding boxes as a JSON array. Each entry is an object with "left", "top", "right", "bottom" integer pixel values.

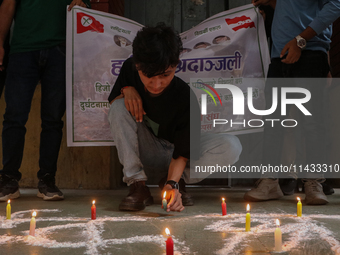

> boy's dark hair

[{"left": 132, "top": 23, "right": 183, "bottom": 78}]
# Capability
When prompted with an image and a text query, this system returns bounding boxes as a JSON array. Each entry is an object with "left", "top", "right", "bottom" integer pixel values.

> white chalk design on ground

[
  {"left": 1, "top": 210, "right": 340, "bottom": 254},
  {"left": 199, "top": 213, "right": 340, "bottom": 255},
  {"left": 0, "top": 209, "right": 189, "bottom": 255}
]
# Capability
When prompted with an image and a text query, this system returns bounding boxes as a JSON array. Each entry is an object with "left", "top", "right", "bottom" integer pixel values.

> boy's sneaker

[
  {"left": 244, "top": 178, "right": 283, "bottom": 202},
  {"left": 0, "top": 174, "right": 20, "bottom": 201},
  {"left": 37, "top": 174, "right": 64, "bottom": 201},
  {"left": 304, "top": 179, "right": 328, "bottom": 205}
]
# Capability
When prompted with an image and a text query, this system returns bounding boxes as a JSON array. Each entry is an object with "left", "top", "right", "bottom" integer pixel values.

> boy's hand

[
  {"left": 123, "top": 86, "right": 146, "bottom": 122},
  {"left": 162, "top": 185, "right": 184, "bottom": 212}
]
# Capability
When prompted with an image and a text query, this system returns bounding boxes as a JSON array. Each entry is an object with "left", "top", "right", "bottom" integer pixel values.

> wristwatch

[
  {"left": 165, "top": 180, "right": 179, "bottom": 190},
  {"left": 295, "top": 35, "right": 306, "bottom": 49}
]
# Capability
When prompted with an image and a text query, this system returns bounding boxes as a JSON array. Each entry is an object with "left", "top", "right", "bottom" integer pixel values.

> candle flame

[
  {"left": 297, "top": 197, "right": 300, "bottom": 201},
  {"left": 32, "top": 211, "right": 37, "bottom": 217},
  {"left": 222, "top": 197, "right": 225, "bottom": 202},
  {"left": 92, "top": 200, "right": 95, "bottom": 205},
  {"left": 246, "top": 204, "right": 250, "bottom": 211},
  {"left": 165, "top": 228, "right": 170, "bottom": 235},
  {"left": 163, "top": 191, "right": 166, "bottom": 199},
  {"left": 7, "top": 200, "right": 10, "bottom": 204},
  {"left": 276, "top": 219, "right": 280, "bottom": 227}
]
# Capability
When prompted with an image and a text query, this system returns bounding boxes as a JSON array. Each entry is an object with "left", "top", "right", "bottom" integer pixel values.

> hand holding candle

[
  {"left": 6, "top": 200, "right": 11, "bottom": 220},
  {"left": 297, "top": 197, "right": 302, "bottom": 217},
  {"left": 221, "top": 197, "right": 227, "bottom": 216},
  {"left": 165, "top": 228, "right": 174, "bottom": 255},
  {"left": 274, "top": 219, "right": 282, "bottom": 252},
  {"left": 29, "top": 211, "right": 36, "bottom": 236},
  {"left": 91, "top": 200, "right": 96, "bottom": 220},
  {"left": 162, "top": 191, "right": 168, "bottom": 212},
  {"left": 245, "top": 204, "right": 251, "bottom": 232}
]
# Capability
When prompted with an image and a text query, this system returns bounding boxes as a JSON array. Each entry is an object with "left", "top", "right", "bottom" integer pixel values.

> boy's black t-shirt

[{"left": 108, "top": 58, "right": 200, "bottom": 160}]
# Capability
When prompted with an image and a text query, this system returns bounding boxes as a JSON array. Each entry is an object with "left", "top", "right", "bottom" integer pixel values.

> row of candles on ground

[
  {"left": 222, "top": 196, "right": 302, "bottom": 253},
  {"left": 4, "top": 195, "right": 304, "bottom": 255},
  {"left": 5, "top": 199, "right": 174, "bottom": 254}
]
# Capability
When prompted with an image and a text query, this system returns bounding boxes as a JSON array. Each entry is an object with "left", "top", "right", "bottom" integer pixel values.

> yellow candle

[
  {"left": 29, "top": 211, "right": 36, "bottom": 236},
  {"left": 274, "top": 219, "right": 282, "bottom": 252},
  {"left": 6, "top": 200, "right": 11, "bottom": 220},
  {"left": 297, "top": 197, "right": 302, "bottom": 217},
  {"left": 245, "top": 204, "right": 251, "bottom": 232}
]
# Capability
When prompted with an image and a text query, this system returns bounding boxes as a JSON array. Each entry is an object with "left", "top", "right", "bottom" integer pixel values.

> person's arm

[
  {"left": 68, "top": 0, "right": 88, "bottom": 11},
  {"left": 252, "top": 0, "right": 276, "bottom": 9},
  {"left": 0, "top": 0, "right": 15, "bottom": 71},
  {"left": 281, "top": 0, "right": 340, "bottom": 64},
  {"left": 162, "top": 156, "right": 188, "bottom": 212}
]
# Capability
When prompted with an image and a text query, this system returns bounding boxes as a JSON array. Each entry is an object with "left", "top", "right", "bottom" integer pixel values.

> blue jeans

[
  {"left": 262, "top": 50, "right": 329, "bottom": 179},
  {"left": 1, "top": 46, "right": 66, "bottom": 181},
  {"left": 108, "top": 99, "right": 242, "bottom": 185}
]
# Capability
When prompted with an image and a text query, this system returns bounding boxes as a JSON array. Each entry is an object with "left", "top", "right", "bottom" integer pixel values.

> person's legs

[
  {"left": 0, "top": 51, "right": 40, "bottom": 201},
  {"left": 182, "top": 132, "right": 242, "bottom": 184},
  {"left": 108, "top": 98, "right": 174, "bottom": 210},
  {"left": 290, "top": 51, "right": 329, "bottom": 205},
  {"left": 244, "top": 59, "right": 286, "bottom": 201},
  {"left": 36, "top": 45, "right": 66, "bottom": 201}
]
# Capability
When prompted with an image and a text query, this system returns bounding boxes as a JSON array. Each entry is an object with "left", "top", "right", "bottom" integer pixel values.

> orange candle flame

[
  {"left": 246, "top": 204, "right": 250, "bottom": 212},
  {"left": 297, "top": 197, "right": 300, "bottom": 202},
  {"left": 165, "top": 228, "right": 170, "bottom": 236},
  {"left": 32, "top": 211, "right": 37, "bottom": 217},
  {"left": 8, "top": 200, "right": 10, "bottom": 204},
  {"left": 163, "top": 191, "right": 166, "bottom": 199},
  {"left": 222, "top": 197, "right": 225, "bottom": 203},
  {"left": 92, "top": 200, "right": 95, "bottom": 205}
]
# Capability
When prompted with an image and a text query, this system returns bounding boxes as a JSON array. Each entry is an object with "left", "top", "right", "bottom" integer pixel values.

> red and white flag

[
  {"left": 77, "top": 12, "right": 104, "bottom": 34},
  {"left": 225, "top": 15, "right": 255, "bottom": 31}
]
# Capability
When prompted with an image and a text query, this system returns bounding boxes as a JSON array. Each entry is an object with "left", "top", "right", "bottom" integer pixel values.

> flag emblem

[
  {"left": 225, "top": 16, "right": 255, "bottom": 31},
  {"left": 77, "top": 12, "right": 104, "bottom": 34}
]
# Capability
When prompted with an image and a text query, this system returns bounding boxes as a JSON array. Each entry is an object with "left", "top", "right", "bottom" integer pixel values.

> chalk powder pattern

[{"left": 1, "top": 210, "right": 340, "bottom": 254}]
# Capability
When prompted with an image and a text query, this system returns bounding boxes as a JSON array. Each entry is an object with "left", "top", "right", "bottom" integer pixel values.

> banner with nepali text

[{"left": 66, "top": 4, "right": 270, "bottom": 146}]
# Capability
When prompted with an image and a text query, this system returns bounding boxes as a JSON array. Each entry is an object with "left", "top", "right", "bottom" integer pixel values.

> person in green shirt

[{"left": 0, "top": 0, "right": 90, "bottom": 201}]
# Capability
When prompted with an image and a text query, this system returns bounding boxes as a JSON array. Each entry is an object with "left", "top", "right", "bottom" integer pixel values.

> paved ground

[{"left": 1, "top": 187, "right": 340, "bottom": 255}]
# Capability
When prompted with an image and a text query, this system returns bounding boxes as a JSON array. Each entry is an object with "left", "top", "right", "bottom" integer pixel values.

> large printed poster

[{"left": 66, "top": 4, "right": 270, "bottom": 146}]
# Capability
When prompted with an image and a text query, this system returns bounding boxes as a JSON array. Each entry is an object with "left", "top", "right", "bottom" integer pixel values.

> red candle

[
  {"left": 165, "top": 228, "right": 174, "bottom": 255},
  {"left": 221, "top": 197, "right": 227, "bottom": 216},
  {"left": 91, "top": 200, "right": 96, "bottom": 220}
]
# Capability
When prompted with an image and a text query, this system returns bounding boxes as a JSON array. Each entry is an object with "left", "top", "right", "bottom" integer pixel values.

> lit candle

[
  {"left": 245, "top": 204, "right": 251, "bottom": 232},
  {"left": 91, "top": 200, "right": 96, "bottom": 220},
  {"left": 6, "top": 200, "right": 11, "bottom": 220},
  {"left": 29, "top": 211, "right": 36, "bottom": 236},
  {"left": 162, "top": 192, "right": 167, "bottom": 212},
  {"left": 274, "top": 219, "right": 282, "bottom": 252},
  {"left": 221, "top": 197, "right": 227, "bottom": 216},
  {"left": 297, "top": 197, "right": 302, "bottom": 217},
  {"left": 165, "top": 228, "right": 174, "bottom": 255}
]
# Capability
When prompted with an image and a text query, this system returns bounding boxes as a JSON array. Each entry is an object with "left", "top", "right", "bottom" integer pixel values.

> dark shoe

[
  {"left": 0, "top": 174, "right": 20, "bottom": 201},
  {"left": 279, "top": 178, "right": 298, "bottom": 196},
  {"left": 178, "top": 179, "right": 194, "bottom": 206},
  {"left": 322, "top": 182, "right": 334, "bottom": 195},
  {"left": 37, "top": 174, "right": 64, "bottom": 201},
  {"left": 158, "top": 177, "right": 194, "bottom": 206},
  {"left": 119, "top": 181, "right": 154, "bottom": 211}
]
